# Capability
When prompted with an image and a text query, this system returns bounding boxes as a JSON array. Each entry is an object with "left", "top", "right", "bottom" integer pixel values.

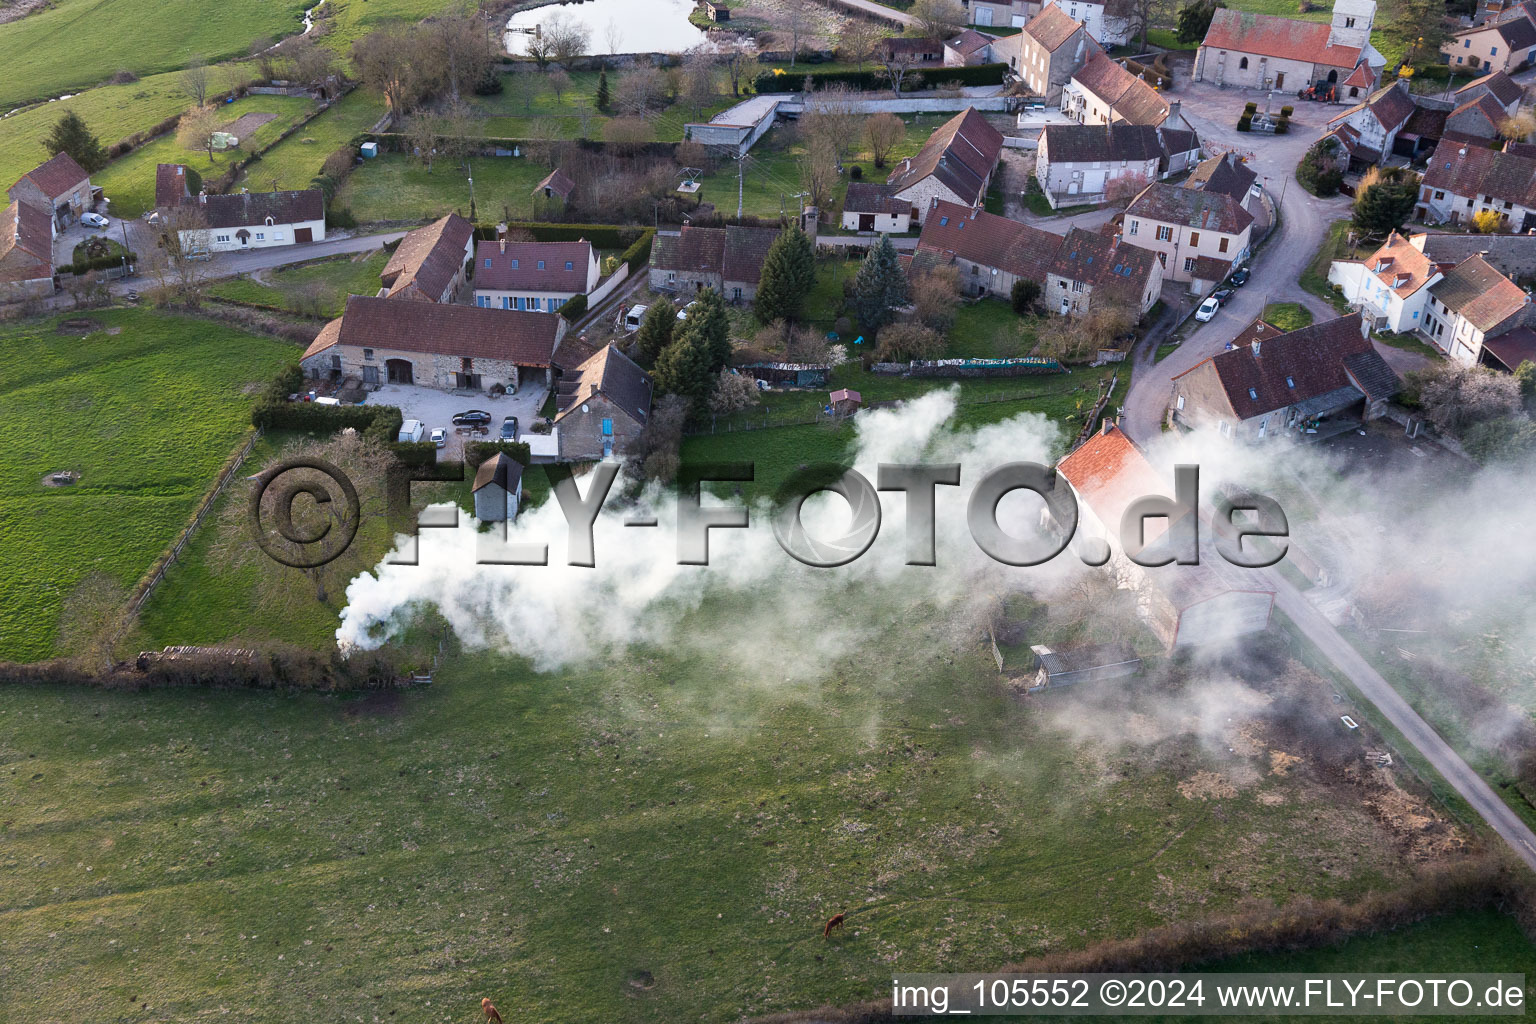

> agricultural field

[
  {"left": 0, "top": 0, "right": 303, "bottom": 109},
  {"left": 232, "top": 87, "right": 387, "bottom": 193},
  {"left": 0, "top": 309, "right": 297, "bottom": 663},
  {"left": 0, "top": 70, "right": 195, "bottom": 191},
  {"left": 0, "top": 599, "right": 1489, "bottom": 1022},
  {"left": 334, "top": 152, "right": 550, "bottom": 224},
  {"left": 208, "top": 248, "right": 390, "bottom": 317},
  {"left": 694, "top": 113, "right": 957, "bottom": 220},
  {"left": 93, "top": 94, "right": 319, "bottom": 217},
  {"left": 470, "top": 69, "right": 739, "bottom": 142}
]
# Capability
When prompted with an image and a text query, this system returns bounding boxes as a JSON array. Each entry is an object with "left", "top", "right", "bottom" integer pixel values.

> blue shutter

[{"left": 601, "top": 418, "right": 613, "bottom": 436}]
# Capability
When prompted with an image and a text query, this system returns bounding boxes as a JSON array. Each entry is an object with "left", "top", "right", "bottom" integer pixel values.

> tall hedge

[{"left": 752, "top": 62, "right": 1008, "bottom": 94}]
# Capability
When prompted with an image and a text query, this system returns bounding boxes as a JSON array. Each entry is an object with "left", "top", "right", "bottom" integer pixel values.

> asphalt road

[
  {"left": 109, "top": 229, "right": 408, "bottom": 294},
  {"left": 1266, "top": 568, "right": 1536, "bottom": 872}
]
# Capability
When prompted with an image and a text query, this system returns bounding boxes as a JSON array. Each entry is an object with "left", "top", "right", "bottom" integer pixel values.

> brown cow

[
  {"left": 823, "top": 912, "right": 846, "bottom": 938},
  {"left": 482, "top": 996, "right": 504, "bottom": 1024}
]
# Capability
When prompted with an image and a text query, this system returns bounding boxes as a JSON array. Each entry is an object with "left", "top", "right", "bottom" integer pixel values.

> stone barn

[{"left": 473, "top": 453, "right": 523, "bottom": 522}]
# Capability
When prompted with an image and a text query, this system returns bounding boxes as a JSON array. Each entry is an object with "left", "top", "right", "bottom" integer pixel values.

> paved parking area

[{"left": 364, "top": 382, "right": 549, "bottom": 460}]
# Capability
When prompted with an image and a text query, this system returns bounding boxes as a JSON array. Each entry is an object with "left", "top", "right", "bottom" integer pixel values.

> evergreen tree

[
  {"left": 689, "top": 287, "right": 733, "bottom": 373},
  {"left": 634, "top": 297, "right": 676, "bottom": 366},
  {"left": 1175, "top": 0, "right": 1224, "bottom": 44},
  {"left": 651, "top": 324, "right": 713, "bottom": 417},
  {"left": 596, "top": 69, "right": 610, "bottom": 112},
  {"left": 852, "top": 234, "right": 910, "bottom": 338},
  {"left": 753, "top": 226, "right": 816, "bottom": 325},
  {"left": 44, "top": 111, "right": 109, "bottom": 173},
  {"left": 1352, "top": 170, "right": 1419, "bottom": 239}
]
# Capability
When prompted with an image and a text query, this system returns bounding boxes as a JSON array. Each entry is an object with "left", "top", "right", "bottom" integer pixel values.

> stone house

[
  {"left": 1443, "top": 93, "right": 1508, "bottom": 143},
  {"left": 474, "top": 239, "right": 599, "bottom": 313},
  {"left": 944, "top": 29, "right": 1000, "bottom": 66},
  {"left": 1195, "top": 0, "right": 1384, "bottom": 98},
  {"left": 1331, "top": 229, "right": 1536, "bottom": 335},
  {"left": 1418, "top": 139, "right": 1536, "bottom": 230},
  {"left": 880, "top": 36, "right": 946, "bottom": 65},
  {"left": 1062, "top": 52, "right": 1172, "bottom": 127},
  {"left": 1323, "top": 80, "right": 1418, "bottom": 164},
  {"left": 1169, "top": 314, "right": 1399, "bottom": 440},
  {"left": 1421, "top": 254, "right": 1534, "bottom": 364},
  {"left": 648, "top": 224, "right": 780, "bottom": 302},
  {"left": 381, "top": 213, "right": 474, "bottom": 303},
  {"left": 840, "top": 182, "right": 913, "bottom": 234},
  {"left": 533, "top": 168, "right": 576, "bottom": 205},
  {"left": 553, "top": 343, "right": 653, "bottom": 461},
  {"left": 1054, "top": 424, "right": 1276, "bottom": 649},
  {"left": 1453, "top": 70, "right": 1525, "bottom": 118},
  {"left": 1442, "top": 8, "right": 1536, "bottom": 73},
  {"left": 1123, "top": 180, "right": 1253, "bottom": 290},
  {"left": 0, "top": 200, "right": 55, "bottom": 302},
  {"left": 1046, "top": 226, "right": 1165, "bottom": 317},
  {"left": 301, "top": 295, "right": 566, "bottom": 395},
  {"left": 472, "top": 453, "right": 523, "bottom": 522},
  {"left": 886, "top": 107, "right": 1005, "bottom": 225},
  {"left": 967, "top": 0, "right": 1035, "bottom": 28},
  {"left": 1034, "top": 123, "right": 1201, "bottom": 208},
  {"left": 8, "top": 152, "right": 93, "bottom": 229},
  {"left": 913, "top": 199, "right": 1064, "bottom": 298},
  {"left": 993, "top": 4, "right": 1098, "bottom": 103}
]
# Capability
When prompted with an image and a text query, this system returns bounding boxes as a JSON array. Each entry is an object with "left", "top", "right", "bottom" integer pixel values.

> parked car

[
  {"left": 623, "top": 304, "right": 648, "bottom": 332},
  {"left": 500, "top": 415, "right": 519, "bottom": 441},
  {"left": 1194, "top": 296, "right": 1220, "bottom": 322},
  {"left": 452, "top": 410, "right": 492, "bottom": 426},
  {"left": 676, "top": 299, "right": 698, "bottom": 321},
  {"left": 1212, "top": 287, "right": 1236, "bottom": 307},
  {"left": 1229, "top": 266, "right": 1250, "bottom": 287},
  {"left": 429, "top": 427, "right": 447, "bottom": 448},
  {"left": 80, "top": 212, "right": 109, "bottom": 228}
]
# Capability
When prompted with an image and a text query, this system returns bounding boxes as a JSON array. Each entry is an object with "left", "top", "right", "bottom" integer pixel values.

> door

[
  {"left": 236, "top": 229, "right": 251, "bottom": 247},
  {"left": 1274, "top": 71, "right": 1285, "bottom": 88},
  {"left": 975, "top": 5, "right": 993, "bottom": 24},
  {"left": 386, "top": 358, "right": 414, "bottom": 385},
  {"left": 295, "top": 227, "right": 313, "bottom": 243},
  {"left": 859, "top": 214, "right": 875, "bottom": 231}
]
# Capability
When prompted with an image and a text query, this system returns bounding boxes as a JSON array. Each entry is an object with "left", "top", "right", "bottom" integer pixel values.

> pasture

[
  {"left": 232, "top": 87, "right": 387, "bottom": 193},
  {"left": 335, "top": 152, "right": 550, "bottom": 224},
  {"left": 0, "top": 309, "right": 296, "bottom": 662},
  {"left": 0, "top": 598, "right": 1489, "bottom": 1022},
  {"left": 94, "top": 94, "right": 318, "bottom": 217},
  {"left": 208, "top": 248, "right": 390, "bottom": 317}
]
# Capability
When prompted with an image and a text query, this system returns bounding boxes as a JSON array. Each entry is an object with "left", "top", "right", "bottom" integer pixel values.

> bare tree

[
  {"left": 353, "top": 25, "right": 438, "bottom": 114},
  {"left": 911, "top": 264, "right": 960, "bottom": 332},
  {"left": 620, "top": 65, "right": 667, "bottom": 117},
  {"left": 709, "top": 369, "right": 761, "bottom": 414},
  {"left": 602, "top": 115, "right": 651, "bottom": 155},
  {"left": 1035, "top": 302, "right": 1136, "bottom": 361},
  {"left": 863, "top": 111, "right": 905, "bottom": 167},
  {"left": 146, "top": 203, "right": 213, "bottom": 306},
  {"left": 909, "top": 0, "right": 966, "bottom": 39},
  {"left": 545, "top": 10, "right": 592, "bottom": 66},
  {"left": 782, "top": 8, "right": 808, "bottom": 67},
  {"left": 605, "top": 17, "right": 623, "bottom": 55},
  {"left": 876, "top": 52, "right": 922, "bottom": 97},
  {"left": 1104, "top": 0, "right": 1156, "bottom": 52},
  {"left": 799, "top": 134, "right": 839, "bottom": 212},
  {"left": 681, "top": 49, "right": 718, "bottom": 119},
  {"left": 432, "top": 9, "right": 496, "bottom": 103},
  {"left": 1500, "top": 110, "right": 1536, "bottom": 141},
  {"left": 508, "top": 70, "right": 545, "bottom": 114},
  {"left": 1408, "top": 362, "right": 1523, "bottom": 433},
  {"left": 176, "top": 105, "right": 223, "bottom": 161},
  {"left": 840, "top": 19, "right": 884, "bottom": 69},
  {"left": 406, "top": 110, "right": 444, "bottom": 171},
  {"left": 525, "top": 27, "right": 556, "bottom": 70},
  {"left": 179, "top": 55, "right": 211, "bottom": 106},
  {"left": 802, "top": 82, "right": 860, "bottom": 163},
  {"left": 289, "top": 38, "right": 339, "bottom": 96},
  {"left": 1105, "top": 171, "right": 1151, "bottom": 208},
  {"left": 252, "top": 38, "right": 282, "bottom": 82},
  {"left": 720, "top": 41, "right": 751, "bottom": 97},
  {"left": 626, "top": 394, "right": 689, "bottom": 482},
  {"left": 548, "top": 68, "right": 573, "bottom": 102}
]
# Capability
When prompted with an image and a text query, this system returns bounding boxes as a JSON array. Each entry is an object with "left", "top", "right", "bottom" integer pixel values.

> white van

[
  {"left": 623, "top": 304, "right": 648, "bottom": 333},
  {"left": 397, "top": 418, "right": 425, "bottom": 443}
]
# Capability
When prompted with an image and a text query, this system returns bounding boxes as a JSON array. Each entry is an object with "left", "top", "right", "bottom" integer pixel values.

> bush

[
  {"left": 1244, "top": 101, "right": 1258, "bottom": 113},
  {"left": 326, "top": 205, "right": 357, "bottom": 230},
  {"left": 1011, "top": 279, "right": 1041, "bottom": 314},
  {"left": 472, "top": 222, "right": 646, "bottom": 250},
  {"left": 849, "top": 164, "right": 863, "bottom": 180},
  {"left": 752, "top": 62, "right": 1007, "bottom": 94},
  {"left": 1237, "top": 115, "right": 1252, "bottom": 132},
  {"left": 464, "top": 440, "right": 533, "bottom": 468},
  {"left": 1280, "top": 104, "right": 1294, "bottom": 117},
  {"left": 559, "top": 293, "right": 588, "bottom": 322},
  {"left": 1275, "top": 116, "right": 1290, "bottom": 134},
  {"left": 620, "top": 229, "right": 656, "bottom": 271}
]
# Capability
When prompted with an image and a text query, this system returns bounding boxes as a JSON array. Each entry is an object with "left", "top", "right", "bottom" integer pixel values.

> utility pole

[{"left": 736, "top": 154, "right": 744, "bottom": 219}]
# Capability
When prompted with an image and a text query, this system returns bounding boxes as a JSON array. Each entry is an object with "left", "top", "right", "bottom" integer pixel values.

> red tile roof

[
  {"left": 533, "top": 168, "right": 575, "bottom": 201},
  {"left": 304, "top": 295, "right": 563, "bottom": 366},
  {"left": 1025, "top": 3, "right": 1087, "bottom": 52},
  {"left": 1050, "top": 226, "right": 1161, "bottom": 306},
  {"left": 12, "top": 151, "right": 90, "bottom": 200},
  {"left": 1127, "top": 181, "right": 1253, "bottom": 235},
  {"left": 916, "top": 199, "right": 1064, "bottom": 280},
  {"left": 1201, "top": 8, "right": 1364, "bottom": 69},
  {"left": 155, "top": 164, "right": 191, "bottom": 209},
  {"left": 887, "top": 107, "right": 1004, "bottom": 207},
  {"left": 383, "top": 213, "right": 474, "bottom": 300},
  {"left": 0, "top": 200, "right": 53, "bottom": 284},
  {"left": 1353, "top": 230, "right": 1440, "bottom": 298},
  {"left": 1429, "top": 254, "right": 1530, "bottom": 331},
  {"left": 1071, "top": 52, "right": 1170, "bottom": 126},
  {"left": 475, "top": 239, "right": 592, "bottom": 293},
  {"left": 1456, "top": 69, "right": 1524, "bottom": 107},
  {"left": 1056, "top": 425, "right": 1173, "bottom": 537},
  {"left": 1422, "top": 139, "right": 1536, "bottom": 207}
]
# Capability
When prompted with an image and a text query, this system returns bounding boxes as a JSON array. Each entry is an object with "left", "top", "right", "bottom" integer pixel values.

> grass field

[
  {"left": 1262, "top": 301, "right": 1313, "bottom": 331},
  {"left": 335, "top": 152, "right": 550, "bottom": 224},
  {"left": 1300, "top": 219, "right": 1356, "bottom": 312},
  {"left": 0, "top": 70, "right": 196, "bottom": 193},
  {"left": 471, "top": 70, "right": 737, "bottom": 142},
  {"left": 0, "top": 309, "right": 298, "bottom": 662},
  {"left": 208, "top": 248, "right": 389, "bottom": 317},
  {"left": 232, "top": 87, "right": 386, "bottom": 192},
  {"left": 0, "top": 596, "right": 1481, "bottom": 1022},
  {"left": 0, "top": 0, "right": 303, "bottom": 109},
  {"left": 95, "top": 94, "right": 319, "bottom": 217},
  {"left": 695, "top": 113, "right": 955, "bottom": 220}
]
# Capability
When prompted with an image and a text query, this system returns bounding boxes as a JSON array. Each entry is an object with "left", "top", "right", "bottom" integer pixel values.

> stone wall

[{"left": 557, "top": 394, "right": 642, "bottom": 461}]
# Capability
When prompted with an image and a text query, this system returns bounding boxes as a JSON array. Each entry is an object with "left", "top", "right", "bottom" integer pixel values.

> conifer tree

[
  {"left": 44, "top": 111, "right": 109, "bottom": 173},
  {"left": 753, "top": 226, "right": 816, "bottom": 325},
  {"left": 634, "top": 297, "right": 676, "bottom": 366},
  {"left": 852, "top": 234, "right": 910, "bottom": 338}
]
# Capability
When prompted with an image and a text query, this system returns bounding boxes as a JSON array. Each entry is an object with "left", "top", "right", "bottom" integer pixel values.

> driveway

[
  {"left": 1119, "top": 79, "right": 1356, "bottom": 442},
  {"left": 364, "top": 382, "right": 548, "bottom": 461},
  {"left": 107, "top": 228, "right": 408, "bottom": 295}
]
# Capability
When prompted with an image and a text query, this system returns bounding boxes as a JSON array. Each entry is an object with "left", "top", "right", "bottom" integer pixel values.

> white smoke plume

[{"left": 337, "top": 390, "right": 1082, "bottom": 673}]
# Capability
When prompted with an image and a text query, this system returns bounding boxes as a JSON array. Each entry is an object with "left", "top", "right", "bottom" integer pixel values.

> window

[
  {"left": 1156, "top": 225, "right": 1173, "bottom": 241},
  {"left": 1218, "top": 237, "right": 1229, "bottom": 253},
  {"left": 216, "top": 234, "right": 230, "bottom": 243},
  {"left": 1465, "top": 38, "right": 1471, "bottom": 47},
  {"left": 1072, "top": 280, "right": 1085, "bottom": 292},
  {"left": 1239, "top": 56, "right": 1249, "bottom": 69},
  {"left": 503, "top": 296, "right": 512, "bottom": 310},
  {"left": 1248, "top": 388, "right": 1258, "bottom": 399},
  {"left": 551, "top": 297, "right": 563, "bottom": 311},
  {"left": 537, "top": 260, "right": 546, "bottom": 270},
  {"left": 1183, "top": 256, "right": 1196, "bottom": 273},
  {"left": 362, "top": 365, "right": 378, "bottom": 384},
  {"left": 1434, "top": 190, "right": 1445, "bottom": 200},
  {"left": 511, "top": 259, "right": 519, "bottom": 269},
  {"left": 1127, "top": 219, "right": 1138, "bottom": 234},
  {"left": 1491, "top": 45, "right": 1499, "bottom": 55},
  {"left": 939, "top": 216, "right": 949, "bottom": 226},
  {"left": 1345, "top": 16, "right": 1355, "bottom": 26},
  {"left": 1176, "top": 395, "right": 1185, "bottom": 410},
  {"left": 484, "top": 258, "right": 492, "bottom": 268},
  {"left": 363, "top": 348, "right": 374, "bottom": 361},
  {"left": 565, "top": 261, "right": 574, "bottom": 270},
  {"left": 1189, "top": 231, "right": 1201, "bottom": 246},
  {"left": 1285, "top": 376, "right": 1295, "bottom": 388},
  {"left": 476, "top": 295, "right": 489, "bottom": 307},
  {"left": 330, "top": 355, "right": 341, "bottom": 371},
  {"left": 255, "top": 233, "right": 265, "bottom": 241}
]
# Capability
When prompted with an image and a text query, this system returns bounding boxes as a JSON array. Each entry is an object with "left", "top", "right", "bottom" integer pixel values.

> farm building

[
  {"left": 8, "top": 151, "right": 94, "bottom": 229},
  {"left": 1028, "top": 642, "right": 1142, "bottom": 691},
  {"left": 473, "top": 453, "right": 523, "bottom": 522},
  {"left": 0, "top": 199, "right": 55, "bottom": 302},
  {"left": 380, "top": 213, "right": 475, "bottom": 303},
  {"left": 553, "top": 343, "right": 653, "bottom": 461}
]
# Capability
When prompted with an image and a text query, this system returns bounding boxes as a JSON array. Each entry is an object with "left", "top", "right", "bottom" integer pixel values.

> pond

[{"left": 505, "top": 0, "right": 710, "bottom": 56}]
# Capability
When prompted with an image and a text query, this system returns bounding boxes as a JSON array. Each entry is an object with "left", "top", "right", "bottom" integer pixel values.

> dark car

[
  {"left": 1212, "top": 287, "right": 1236, "bottom": 307},
  {"left": 500, "top": 415, "right": 519, "bottom": 441},
  {"left": 1229, "top": 266, "right": 1250, "bottom": 287},
  {"left": 452, "top": 410, "right": 492, "bottom": 426}
]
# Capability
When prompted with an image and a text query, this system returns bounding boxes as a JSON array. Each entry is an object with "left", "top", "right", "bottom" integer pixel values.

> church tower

[{"left": 1328, "top": 0, "right": 1376, "bottom": 49}]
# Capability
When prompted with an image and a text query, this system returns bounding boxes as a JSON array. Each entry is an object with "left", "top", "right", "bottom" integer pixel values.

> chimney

[
  {"left": 1100, "top": 416, "right": 1116, "bottom": 436},
  {"left": 198, "top": 191, "right": 207, "bottom": 205},
  {"left": 499, "top": 238, "right": 506, "bottom": 254},
  {"left": 496, "top": 221, "right": 508, "bottom": 240},
  {"left": 1251, "top": 339, "right": 1261, "bottom": 357},
  {"left": 1168, "top": 100, "right": 1181, "bottom": 123}
]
